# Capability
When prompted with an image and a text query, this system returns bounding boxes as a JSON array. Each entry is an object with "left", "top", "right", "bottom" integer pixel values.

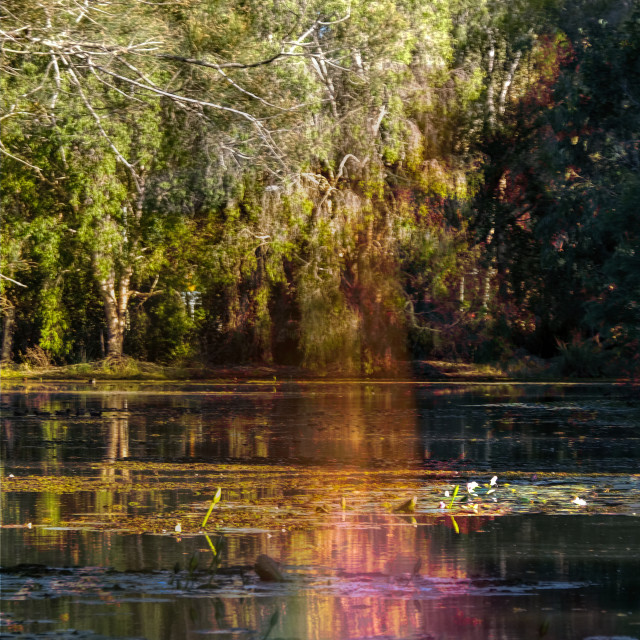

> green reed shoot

[
  {"left": 202, "top": 487, "right": 222, "bottom": 529},
  {"left": 448, "top": 485, "right": 459, "bottom": 509}
]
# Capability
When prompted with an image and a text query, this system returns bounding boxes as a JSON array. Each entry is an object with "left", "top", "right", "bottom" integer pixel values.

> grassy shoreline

[{"left": 0, "top": 356, "right": 634, "bottom": 383}]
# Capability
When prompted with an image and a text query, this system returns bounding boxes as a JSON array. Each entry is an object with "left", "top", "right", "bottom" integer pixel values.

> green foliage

[
  {"left": 555, "top": 335, "right": 608, "bottom": 378},
  {"left": 126, "top": 293, "right": 197, "bottom": 363},
  {"left": 38, "top": 282, "right": 70, "bottom": 358},
  {"left": 2, "top": 0, "right": 638, "bottom": 375},
  {"left": 528, "top": 4, "right": 639, "bottom": 353},
  {"left": 297, "top": 267, "right": 362, "bottom": 372}
]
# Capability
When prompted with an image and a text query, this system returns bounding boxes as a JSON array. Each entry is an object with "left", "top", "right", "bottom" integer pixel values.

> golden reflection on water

[
  {"left": 5, "top": 381, "right": 617, "bottom": 470},
  {"left": 3, "top": 383, "right": 418, "bottom": 465}
]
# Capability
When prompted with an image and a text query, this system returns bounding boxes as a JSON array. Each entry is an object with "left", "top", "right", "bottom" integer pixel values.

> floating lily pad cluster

[{"left": 3, "top": 462, "right": 637, "bottom": 535}]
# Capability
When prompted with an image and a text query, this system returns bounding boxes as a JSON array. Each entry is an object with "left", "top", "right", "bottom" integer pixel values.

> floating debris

[{"left": 394, "top": 496, "right": 417, "bottom": 513}]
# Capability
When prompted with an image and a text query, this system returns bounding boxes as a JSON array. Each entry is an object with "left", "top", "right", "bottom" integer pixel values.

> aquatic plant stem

[
  {"left": 448, "top": 485, "right": 459, "bottom": 509},
  {"left": 202, "top": 487, "right": 222, "bottom": 529}
]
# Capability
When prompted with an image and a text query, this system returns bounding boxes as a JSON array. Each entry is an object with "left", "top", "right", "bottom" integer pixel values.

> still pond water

[{"left": 1, "top": 381, "right": 639, "bottom": 640}]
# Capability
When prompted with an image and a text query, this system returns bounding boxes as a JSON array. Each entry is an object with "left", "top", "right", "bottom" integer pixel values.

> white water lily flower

[
  {"left": 572, "top": 496, "right": 587, "bottom": 506},
  {"left": 467, "top": 481, "right": 479, "bottom": 494},
  {"left": 439, "top": 501, "right": 446, "bottom": 509},
  {"left": 490, "top": 476, "right": 498, "bottom": 486},
  {"left": 444, "top": 490, "right": 450, "bottom": 497},
  {"left": 175, "top": 523, "right": 182, "bottom": 533}
]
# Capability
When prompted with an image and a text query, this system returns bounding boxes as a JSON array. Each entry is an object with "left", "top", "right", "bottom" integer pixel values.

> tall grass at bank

[{"left": 0, "top": 356, "right": 197, "bottom": 381}]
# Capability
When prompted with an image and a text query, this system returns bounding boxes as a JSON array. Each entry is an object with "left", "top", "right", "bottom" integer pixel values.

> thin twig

[{"left": 0, "top": 273, "right": 28, "bottom": 288}]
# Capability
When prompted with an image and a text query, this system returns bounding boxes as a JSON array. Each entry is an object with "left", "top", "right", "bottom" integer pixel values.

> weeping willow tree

[{"left": 107, "top": 0, "right": 487, "bottom": 372}]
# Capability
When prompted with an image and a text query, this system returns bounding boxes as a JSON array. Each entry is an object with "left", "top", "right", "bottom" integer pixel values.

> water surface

[{"left": 2, "top": 381, "right": 639, "bottom": 639}]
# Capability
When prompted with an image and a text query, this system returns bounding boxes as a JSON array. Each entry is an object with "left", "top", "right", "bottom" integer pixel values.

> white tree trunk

[
  {"left": 96, "top": 261, "right": 132, "bottom": 358},
  {"left": 486, "top": 36, "right": 496, "bottom": 129}
]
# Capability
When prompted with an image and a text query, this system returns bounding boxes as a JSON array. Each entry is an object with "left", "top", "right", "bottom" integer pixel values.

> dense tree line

[{"left": 1, "top": 0, "right": 638, "bottom": 374}]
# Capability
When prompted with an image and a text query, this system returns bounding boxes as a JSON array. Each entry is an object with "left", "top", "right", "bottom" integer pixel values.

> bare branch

[
  {"left": 89, "top": 64, "right": 146, "bottom": 103},
  {"left": 50, "top": 53, "right": 61, "bottom": 110},
  {"left": 132, "top": 0, "right": 188, "bottom": 5},
  {"left": 0, "top": 110, "right": 34, "bottom": 121},
  {"left": 498, "top": 50, "right": 522, "bottom": 114},
  {"left": 2, "top": 48, "right": 54, "bottom": 56},
  {"left": 319, "top": 155, "right": 366, "bottom": 212},
  {"left": 285, "top": 24, "right": 318, "bottom": 52},
  {"left": 90, "top": 61, "right": 261, "bottom": 123},
  {"left": 0, "top": 273, "right": 28, "bottom": 288},
  {"left": 335, "top": 153, "right": 365, "bottom": 182},
  {"left": 214, "top": 66, "right": 286, "bottom": 111},
  {"left": 157, "top": 51, "right": 285, "bottom": 71},
  {"left": 90, "top": 59, "right": 290, "bottom": 171},
  {"left": 131, "top": 275, "right": 162, "bottom": 308},
  {"left": 19, "top": 59, "right": 53, "bottom": 97}
]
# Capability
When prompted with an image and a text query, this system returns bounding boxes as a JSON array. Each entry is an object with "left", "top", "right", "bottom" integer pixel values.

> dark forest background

[{"left": 1, "top": 0, "right": 638, "bottom": 375}]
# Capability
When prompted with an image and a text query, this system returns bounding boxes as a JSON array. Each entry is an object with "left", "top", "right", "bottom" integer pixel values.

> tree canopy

[{"left": 2, "top": 0, "right": 638, "bottom": 375}]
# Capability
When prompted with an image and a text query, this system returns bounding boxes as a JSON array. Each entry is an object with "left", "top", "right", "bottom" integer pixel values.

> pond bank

[{"left": 1, "top": 356, "right": 632, "bottom": 383}]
